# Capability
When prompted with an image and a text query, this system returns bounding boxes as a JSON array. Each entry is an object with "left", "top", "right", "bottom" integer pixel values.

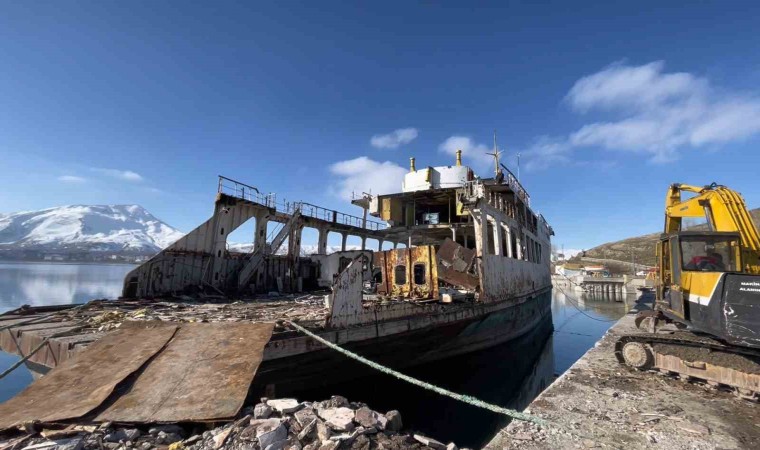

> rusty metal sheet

[
  {"left": 437, "top": 238, "right": 479, "bottom": 290},
  {"left": 375, "top": 247, "right": 438, "bottom": 300},
  {"left": 374, "top": 251, "right": 390, "bottom": 295},
  {"left": 96, "top": 322, "right": 274, "bottom": 423},
  {"left": 0, "top": 322, "right": 178, "bottom": 430}
]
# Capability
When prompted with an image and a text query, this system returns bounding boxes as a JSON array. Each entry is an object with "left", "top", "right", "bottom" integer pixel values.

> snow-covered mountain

[{"left": 0, "top": 205, "right": 184, "bottom": 254}]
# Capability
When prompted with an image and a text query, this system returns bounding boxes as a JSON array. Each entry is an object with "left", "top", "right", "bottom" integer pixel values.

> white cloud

[
  {"left": 92, "top": 168, "right": 144, "bottom": 182},
  {"left": 438, "top": 135, "right": 494, "bottom": 172},
  {"left": 524, "top": 61, "right": 760, "bottom": 169},
  {"left": 566, "top": 61, "right": 706, "bottom": 113},
  {"left": 57, "top": 175, "right": 86, "bottom": 183},
  {"left": 329, "top": 156, "right": 407, "bottom": 200},
  {"left": 370, "top": 128, "right": 418, "bottom": 149}
]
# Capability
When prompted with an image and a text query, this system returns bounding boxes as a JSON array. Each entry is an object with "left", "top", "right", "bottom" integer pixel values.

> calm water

[
  {"left": 0, "top": 262, "right": 136, "bottom": 403},
  {"left": 0, "top": 263, "right": 634, "bottom": 447}
]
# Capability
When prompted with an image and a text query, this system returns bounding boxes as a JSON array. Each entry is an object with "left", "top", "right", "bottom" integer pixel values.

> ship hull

[{"left": 253, "top": 287, "right": 552, "bottom": 395}]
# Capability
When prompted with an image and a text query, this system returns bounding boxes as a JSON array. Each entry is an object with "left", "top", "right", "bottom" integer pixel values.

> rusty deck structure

[
  {"left": 484, "top": 295, "right": 760, "bottom": 449},
  {"left": 3, "top": 154, "right": 556, "bottom": 400}
]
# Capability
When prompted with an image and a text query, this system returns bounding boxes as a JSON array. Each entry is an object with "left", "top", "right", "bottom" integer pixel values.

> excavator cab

[{"left": 657, "top": 230, "right": 760, "bottom": 348}]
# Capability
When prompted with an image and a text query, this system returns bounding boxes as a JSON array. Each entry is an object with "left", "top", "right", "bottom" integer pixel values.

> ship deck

[{"left": 0, "top": 295, "right": 328, "bottom": 372}]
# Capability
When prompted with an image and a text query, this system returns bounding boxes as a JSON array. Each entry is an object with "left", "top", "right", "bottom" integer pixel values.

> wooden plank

[
  {"left": 0, "top": 322, "right": 178, "bottom": 430},
  {"left": 96, "top": 322, "right": 274, "bottom": 423}
]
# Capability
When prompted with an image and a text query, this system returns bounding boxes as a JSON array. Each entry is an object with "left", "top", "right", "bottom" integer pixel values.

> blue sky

[{"left": 2, "top": 1, "right": 760, "bottom": 252}]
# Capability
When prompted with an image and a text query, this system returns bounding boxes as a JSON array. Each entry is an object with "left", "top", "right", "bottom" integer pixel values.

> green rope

[{"left": 286, "top": 320, "right": 549, "bottom": 428}]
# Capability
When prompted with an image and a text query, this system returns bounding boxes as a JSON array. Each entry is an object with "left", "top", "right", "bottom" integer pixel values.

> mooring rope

[
  {"left": 554, "top": 284, "right": 619, "bottom": 323},
  {"left": 286, "top": 320, "right": 549, "bottom": 427}
]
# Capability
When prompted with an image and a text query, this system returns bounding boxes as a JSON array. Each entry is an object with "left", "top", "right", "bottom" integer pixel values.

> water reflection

[
  {"left": 289, "top": 316, "right": 556, "bottom": 449},
  {"left": 0, "top": 262, "right": 135, "bottom": 313},
  {"left": 551, "top": 285, "right": 634, "bottom": 372}
]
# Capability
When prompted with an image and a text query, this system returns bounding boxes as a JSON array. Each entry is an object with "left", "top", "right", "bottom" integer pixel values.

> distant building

[{"left": 555, "top": 263, "right": 584, "bottom": 277}]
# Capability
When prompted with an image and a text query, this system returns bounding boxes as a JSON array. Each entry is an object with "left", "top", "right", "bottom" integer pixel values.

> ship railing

[
  {"left": 297, "top": 202, "right": 386, "bottom": 231},
  {"left": 218, "top": 176, "right": 280, "bottom": 208},
  {"left": 218, "top": 176, "right": 386, "bottom": 231},
  {"left": 502, "top": 167, "right": 530, "bottom": 206}
]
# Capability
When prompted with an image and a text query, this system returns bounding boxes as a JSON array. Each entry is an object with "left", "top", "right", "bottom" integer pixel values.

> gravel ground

[{"left": 484, "top": 299, "right": 760, "bottom": 450}]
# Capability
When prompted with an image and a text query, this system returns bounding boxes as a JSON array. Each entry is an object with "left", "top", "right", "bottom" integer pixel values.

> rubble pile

[
  {"left": 57, "top": 297, "right": 329, "bottom": 334},
  {"left": 1, "top": 396, "right": 464, "bottom": 450}
]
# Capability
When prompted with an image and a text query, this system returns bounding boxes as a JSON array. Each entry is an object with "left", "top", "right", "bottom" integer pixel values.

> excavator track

[{"left": 615, "top": 331, "right": 760, "bottom": 401}]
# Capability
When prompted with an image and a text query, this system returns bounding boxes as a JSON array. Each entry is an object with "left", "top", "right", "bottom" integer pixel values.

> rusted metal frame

[{"left": 654, "top": 352, "right": 760, "bottom": 392}]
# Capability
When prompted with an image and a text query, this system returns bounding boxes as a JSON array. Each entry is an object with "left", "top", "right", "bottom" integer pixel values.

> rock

[
  {"left": 316, "top": 421, "right": 332, "bottom": 442},
  {"left": 156, "top": 431, "right": 184, "bottom": 445},
  {"left": 264, "top": 440, "right": 287, "bottom": 450},
  {"left": 267, "top": 399, "right": 302, "bottom": 414},
  {"left": 51, "top": 438, "right": 85, "bottom": 450},
  {"left": 284, "top": 437, "right": 303, "bottom": 450},
  {"left": 317, "top": 407, "right": 355, "bottom": 432},
  {"left": 184, "top": 435, "right": 202, "bottom": 445},
  {"left": 326, "top": 396, "right": 349, "bottom": 408},
  {"left": 354, "top": 407, "right": 387, "bottom": 430},
  {"left": 512, "top": 432, "right": 533, "bottom": 441},
  {"left": 349, "top": 434, "right": 370, "bottom": 450},
  {"left": 413, "top": 434, "right": 446, "bottom": 449},
  {"left": 212, "top": 428, "right": 232, "bottom": 449},
  {"left": 384, "top": 410, "right": 403, "bottom": 432},
  {"left": 317, "top": 441, "right": 339, "bottom": 450},
  {"left": 446, "top": 443, "right": 458, "bottom": 450},
  {"left": 103, "top": 430, "right": 127, "bottom": 443},
  {"left": 679, "top": 423, "right": 711, "bottom": 435},
  {"left": 139, "top": 443, "right": 152, "bottom": 450},
  {"left": 122, "top": 429, "right": 141, "bottom": 441},
  {"left": 258, "top": 422, "right": 287, "bottom": 448},
  {"left": 255, "top": 403, "right": 274, "bottom": 419},
  {"left": 149, "top": 425, "right": 184, "bottom": 436},
  {"left": 297, "top": 419, "right": 317, "bottom": 442},
  {"left": 294, "top": 408, "right": 318, "bottom": 427}
]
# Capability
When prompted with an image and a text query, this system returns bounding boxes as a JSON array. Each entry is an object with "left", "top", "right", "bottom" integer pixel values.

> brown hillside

[{"left": 576, "top": 208, "right": 760, "bottom": 267}]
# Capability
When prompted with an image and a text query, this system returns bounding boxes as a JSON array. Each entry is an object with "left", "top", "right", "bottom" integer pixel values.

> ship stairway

[{"left": 237, "top": 208, "right": 301, "bottom": 290}]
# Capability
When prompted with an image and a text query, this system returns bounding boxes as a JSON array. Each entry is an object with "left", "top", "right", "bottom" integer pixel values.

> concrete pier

[{"left": 485, "top": 296, "right": 760, "bottom": 449}]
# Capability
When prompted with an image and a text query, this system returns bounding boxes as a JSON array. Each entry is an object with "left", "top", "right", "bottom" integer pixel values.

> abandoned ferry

[{"left": 1, "top": 151, "right": 553, "bottom": 391}]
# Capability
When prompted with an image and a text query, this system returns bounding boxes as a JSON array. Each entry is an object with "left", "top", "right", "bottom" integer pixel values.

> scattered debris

[{"left": 0, "top": 396, "right": 465, "bottom": 450}]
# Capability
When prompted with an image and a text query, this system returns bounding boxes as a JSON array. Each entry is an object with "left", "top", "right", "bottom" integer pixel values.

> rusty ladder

[{"left": 237, "top": 208, "right": 302, "bottom": 290}]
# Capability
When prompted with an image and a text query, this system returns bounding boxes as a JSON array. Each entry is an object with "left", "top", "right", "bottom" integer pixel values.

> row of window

[{"left": 486, "top": 222, "right": 542, "bottom": 264}]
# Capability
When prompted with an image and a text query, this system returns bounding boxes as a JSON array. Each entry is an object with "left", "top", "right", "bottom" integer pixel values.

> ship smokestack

[
  {"left": 409, "top": 157, "right": 416, "bottom": 172},
  {"left": 455, "top": 150, "right": 462, "bottom": 166}
]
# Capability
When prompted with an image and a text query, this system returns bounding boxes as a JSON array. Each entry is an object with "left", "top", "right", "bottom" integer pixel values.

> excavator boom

[{"left": 664, "top": 183, "right": 760, "bottom": 272}]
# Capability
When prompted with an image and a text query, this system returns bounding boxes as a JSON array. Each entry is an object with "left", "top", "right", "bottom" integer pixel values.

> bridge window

[
  {"left": 394, "top": 265, "right": 407, "bottom": 285},
  {"left": 413, "top": 264, "right": 426, "bottom": 285}
]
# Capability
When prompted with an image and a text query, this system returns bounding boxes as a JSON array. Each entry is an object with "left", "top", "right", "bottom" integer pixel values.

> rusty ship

[{"left": 1, "top": 151, "right": 553, "bottom": 393}]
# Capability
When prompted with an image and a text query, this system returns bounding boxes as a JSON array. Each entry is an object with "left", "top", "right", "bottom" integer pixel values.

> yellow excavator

[{"left": 616, "top": 183, "right": 760, "bottom": 399}]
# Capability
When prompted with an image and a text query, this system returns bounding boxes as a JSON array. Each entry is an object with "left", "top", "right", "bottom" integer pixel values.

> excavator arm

[{"left": 664, "top": 183, "right": 760, "bottom": 272}]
